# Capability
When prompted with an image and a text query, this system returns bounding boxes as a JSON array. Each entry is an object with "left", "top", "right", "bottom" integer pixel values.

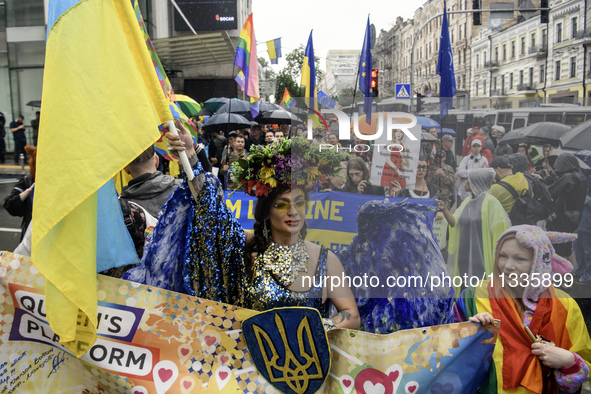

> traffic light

[
  {"left": 416, "top": 93, "right": 424, "bottom": 113},
  {"left": 371, "top": 69, "right": 379, "bottom": 97},
  {"left": 472, "top": 0, "right": 481, "bottom": 26},
  {"left": 540, "top": 0, "right": 549, "bottom": 23}
]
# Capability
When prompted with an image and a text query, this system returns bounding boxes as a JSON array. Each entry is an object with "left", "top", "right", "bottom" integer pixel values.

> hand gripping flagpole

[{"left": 166, "top": 120, "right": 194, "bottom": 182}]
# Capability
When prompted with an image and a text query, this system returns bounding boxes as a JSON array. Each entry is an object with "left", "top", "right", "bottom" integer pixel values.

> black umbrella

[
  {"left": 560, "top": 119, "right": 591, "bottom": 150},
  {"left": 203, "top": 97, "right": 229, "bottom": 112},
  {"left": 521, "top": 122, "right": 571, "bottom": 141},
  {"left": 196, "top": 107, "right": 213, "bottom": 116},
  {"left": 498, "top": 127, "right": 528, "bottom": 145},
  {"left": 259, "top": 102, "right": 282, "bottom": 112},
  {"left": 202, "top": 113, "right": 252, "bottom": 133},
  {"left": 258, "top": 110, "right": 304, "bottom": 125},
  {"left": 26, "top": 100, "right": 41, "bottom": 107},
  {"left": 215, "top": 99, "right": 251, "bottom": 115}
]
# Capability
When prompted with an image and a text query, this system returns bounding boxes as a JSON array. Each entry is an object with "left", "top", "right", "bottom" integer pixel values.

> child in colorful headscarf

[{"left": 455, "top": 225, "right": 591, "bottom": 393}]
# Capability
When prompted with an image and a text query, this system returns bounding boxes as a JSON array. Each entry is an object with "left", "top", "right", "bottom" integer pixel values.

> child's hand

[{"left": 469, "top": 312, "right": 495, "bottom": 325}]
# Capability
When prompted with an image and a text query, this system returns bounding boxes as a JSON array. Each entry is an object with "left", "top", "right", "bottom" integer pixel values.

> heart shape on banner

[
  {"left": 339, "top": 374, "right": 354, "bottom": 394},
  {"left": 354, "top": 368, "right": 394, "bottom": 394},
  {"left": 405, "top": 381, "right": 419, "bottom": 394},
  {"left": 215, "top": 366, "right": 232, "bottom": 390},
  {"left": 153, "top": 360, "right": 179, "bottom": 394}
]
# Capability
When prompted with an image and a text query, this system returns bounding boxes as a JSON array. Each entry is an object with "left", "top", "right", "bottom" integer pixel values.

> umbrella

[
  {"left": 173, "top": 94, "right": 201, "bottom": 117},
  {"left": 203, "top": 97, "right": 229, "bottom": 112},
  {"left": 259, "top": 102, "right": 283, "bottom": 113},
  {"left": 26, "top": 100, "right": 41, "bottom": 107},
  {"left": 215, "top": 99, "right": 251, "bottom": 116},
  {"left": 521, "top": 122, "right": 571, "bottom": 141},
  {"left": 442, "top": 128, "right": 456, "bottom": 137},
  {"left": 415, "top": 116, "right": 441, "bottom": 130},
  {"left": 258, "top": 110, "right": 303, "bottom": 125},
  {"left": 196, "top": 108, "right": 213, "bottom": 116},
  {"left": 560, "top": 119, "right": 591, "bottom": 150},
  {"left": 202, "top": 112, "right": 252, "bottom": 133},
  {"left": 574, "top": 150, "right": 591, "bottom": 184},
  {"left": 498, "top": 127, "right": 528, "bottom": 145}
]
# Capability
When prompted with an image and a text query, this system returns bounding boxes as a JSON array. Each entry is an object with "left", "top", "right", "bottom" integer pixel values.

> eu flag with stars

[
  {"left": 437, "top": 1, "right": 456, "bottom": 119},
  {"left": 358, "top": 16, "right": 373, "bottom": 124}
]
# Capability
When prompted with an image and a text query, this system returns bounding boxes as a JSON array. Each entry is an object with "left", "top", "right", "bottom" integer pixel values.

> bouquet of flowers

[{"left": 230, "top": 137, "right": 348, "bottom": 197}]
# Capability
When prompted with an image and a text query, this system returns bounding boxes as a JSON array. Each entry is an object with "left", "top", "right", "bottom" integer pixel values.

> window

[
  {"left": 540, "top": 64, "right": 545, "bottom": 83},
  {"left": 484, "top": 52, "right": 487, "bottom": 65},
  {"left": 510, "top": 73, "right": 513, "bottom": 89},
  {"left": 556, "top": 22, "right": 562, "bottom": 43},
  {"left": 529, "top": 67, "right": 534, "bottom": 85},
  {"left": 483, "top": 80, "right": 487, "bottom": 95},
  {"left": 476, "top": 54, "right": 479, "bottom": 68},
  {"left": 494, "top": 77, "right": 497, "bottom": 91},
  {"left": 501, "top": 75, "right": 505, "bottom": 93},
  {"left": 503, "top": 44, "right": 507, "bottom": 60},
  {"left": 542, "top": 29, "right": 547, "bottom": 46},
  {"left": 459, "top": 25, "right": 462, "bottom": 40},
  {"left": 519, "top": 70, "right": 524, "bottom": 86},
  {"left": 476, "top": 81, "right": 479, "bottom": 94},
  {"left": 531, "top": 33, "right": 536, "bottom": 48},
  {"left": 521, "top": 37, "right": 525, "bottom": 55},
  {"left": 511, "top": 41, "right": 515, "bottom": 58},
  {"left": 572, "top": 17, "right": 577, "bottom": 38},
  {"left": 570, "top": 57, "right": 576, "bottom": 78},
  {"left": 451, "top": 30, "right": 454, "bottom": 43},
  {"left": 495, "top": 47, "right": 499, "bottom": 62},
  {"left": 555, "top": 60, "right": 561, "bottom": 80}
]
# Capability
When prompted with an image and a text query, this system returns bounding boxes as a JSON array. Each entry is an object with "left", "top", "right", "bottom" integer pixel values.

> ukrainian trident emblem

[{"left": 242, "top": 307, "right": 331, "bottom": 394}]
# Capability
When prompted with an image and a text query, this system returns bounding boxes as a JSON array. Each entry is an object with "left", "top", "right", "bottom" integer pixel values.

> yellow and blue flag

[
  {"left": 436, "top": 0, "right": 456, "bottom": 119},
  {"left": 301, "top": 31, "right": 317, "bottom": 110},
  {"left": 33, "top": 0, "right": 174, "bottom": 357},
  {"left": 266, "top": 38, "right": 282, "bottom": 64},
  {"left": 358, "top": 16, "right": 373, "bottom": 124}
]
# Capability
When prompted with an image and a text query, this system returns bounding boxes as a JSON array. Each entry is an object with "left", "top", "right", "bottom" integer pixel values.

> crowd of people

[{"left": 3, "top": 114, "right": 591, "bottom": 393}]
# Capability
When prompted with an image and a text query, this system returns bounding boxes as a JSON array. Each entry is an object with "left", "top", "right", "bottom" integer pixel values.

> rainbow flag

[
  {"left": 33, "top": 0, "right": 174, "bottom": 357},
  {"left": 301, "top": 30, "right": 317, "bottom": 110},
  {"left": 132, "top": 0, "right": 198, "bottom": 161},
  {"left": 280, "top": 88, "right": 296, "bottom": 108},
  {"left": 234, "top": 13, "right": 260, "bottom": 118},
  {"left": 266, "top": 37, "right": 282, "bottom": 64}
]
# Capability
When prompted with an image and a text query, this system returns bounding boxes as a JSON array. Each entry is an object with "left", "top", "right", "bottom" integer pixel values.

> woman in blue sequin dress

[{"left": 124, "top": 129, "right": 360, "bottom": 330}]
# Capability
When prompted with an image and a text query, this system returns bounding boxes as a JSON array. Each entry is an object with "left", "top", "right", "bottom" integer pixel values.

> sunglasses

[
  {"left": 417, "top": 165, "right": 428, "bottom": 170},
  {"left": 272, "top": 200, "right": 309, "bottom": 212}
]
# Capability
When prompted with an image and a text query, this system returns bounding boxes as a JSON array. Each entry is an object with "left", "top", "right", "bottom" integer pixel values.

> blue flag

[
  {"left": 358, "top": 16, "right": 373, "bottom": 124},
  {"left": 318, "top": 90, "right": 336, "bottom": 109},
  {"left": 301, "top": 31, "right": 317, "bottom": 110},
  {"left": 437, "top": 1, "right": 456, "bottom": 119}
]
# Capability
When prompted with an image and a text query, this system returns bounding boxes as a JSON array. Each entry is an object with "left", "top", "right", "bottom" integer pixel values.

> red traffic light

[{"left": 371, "top": 69, "right": 378, "bottom": 78}]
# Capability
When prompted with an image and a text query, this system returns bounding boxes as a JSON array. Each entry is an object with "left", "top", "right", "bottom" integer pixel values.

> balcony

[
  {"left": 484, "top": 61, "right": 499, "bottom": 70},
  {"left": 574, "top": 30, "right": 591, "bottom": 44},
  {"left": 528, "top": 44, "right": 547, "bottom": 57},
  {"left": 517, "top": 84, "right": 535, "bottom": 92},
  {"left": 490, "top": 89, "right": 503, "bottom": 97}
]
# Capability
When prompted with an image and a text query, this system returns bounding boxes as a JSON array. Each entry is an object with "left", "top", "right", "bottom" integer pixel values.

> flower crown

[{"left": 230, "top": 137, "right": 348, "bottom": 197}]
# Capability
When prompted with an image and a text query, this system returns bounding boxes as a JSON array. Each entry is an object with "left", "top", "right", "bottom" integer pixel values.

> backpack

[
  {"left": 119, "top": 199, "right": 157, "bottom": 258},
  {"left": 498, "top": 180, "right": 545, "bottom": 226},
  {"left": 524, "top": 173, "right": 555, "bottom": 222}
]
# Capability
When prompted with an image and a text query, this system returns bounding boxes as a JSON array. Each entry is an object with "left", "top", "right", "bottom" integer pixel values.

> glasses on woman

[
  {"left": 417, "top": 165, "right": 428, "bottom": 170},
  {"left": 272, "top": 200, "right": 309, "bottom": 212}
]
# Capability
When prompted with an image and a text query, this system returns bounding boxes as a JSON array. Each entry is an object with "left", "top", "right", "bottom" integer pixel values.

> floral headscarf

[{"left": 495, "top": 225, "right": 576, "bottom": 309}]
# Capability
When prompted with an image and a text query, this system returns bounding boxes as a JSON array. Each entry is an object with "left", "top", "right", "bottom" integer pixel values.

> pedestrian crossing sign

[{"left": 396, "top": 84, "right": 411, "bottom": 99}]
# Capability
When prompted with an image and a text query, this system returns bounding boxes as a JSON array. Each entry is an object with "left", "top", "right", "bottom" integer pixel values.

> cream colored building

[{"left": 470, "top": 0, "right": 591, "bottom": 109}]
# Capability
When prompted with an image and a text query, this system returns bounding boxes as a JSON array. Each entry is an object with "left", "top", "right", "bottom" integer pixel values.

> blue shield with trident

[{"left": 242, "top": 307, "right": 331, "bottom": 394}]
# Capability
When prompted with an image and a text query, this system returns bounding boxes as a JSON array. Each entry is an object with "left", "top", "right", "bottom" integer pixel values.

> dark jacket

[
  {"left": 398, "top": 181, "right": 441, "bottom": 200},
  {"left": 547, "top": 154, "right": 588, "bottom": 232},
  {"left": 3, "top": 175, "right": 33, "bottom": 241},
  {"left": 120, "top": 171, "right": 181, "bottom": 218}
]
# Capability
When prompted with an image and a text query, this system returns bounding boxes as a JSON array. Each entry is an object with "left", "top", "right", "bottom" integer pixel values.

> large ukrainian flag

[
  {"left": 33, "top": 0, "right": 174, "bottom": 356},
  {"left": 301, "top": 31, "right": 317, "bottom": 110}
]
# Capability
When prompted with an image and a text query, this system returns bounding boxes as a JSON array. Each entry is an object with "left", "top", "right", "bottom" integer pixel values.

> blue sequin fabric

[
  {"left": 337, "top": 199, "right": 455, "bottom": 334},
  {"left": 245, "top": 246, "right": 329, "bottom": 316},
  {"left": 122, "top": 165, "right": 247, "bottom": 306}
]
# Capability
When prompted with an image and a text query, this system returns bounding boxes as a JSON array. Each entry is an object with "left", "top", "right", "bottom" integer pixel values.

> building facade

[
  {"left": 470, "top": 0, "right": 591, "bottom": 109},
  {"left": 323, "top": 49, "right": 360, "bottom": 98},
  {"left": 0, "top": 0, "right": 251, "bottom": 151}
]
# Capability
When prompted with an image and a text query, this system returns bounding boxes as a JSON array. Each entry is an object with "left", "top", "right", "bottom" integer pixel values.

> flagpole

[
  {"left": 226, "top": 64, "right": 237, "bottom": 138},
  {"left": 350, "top": 73, "right": 360, "bottom": 120}
]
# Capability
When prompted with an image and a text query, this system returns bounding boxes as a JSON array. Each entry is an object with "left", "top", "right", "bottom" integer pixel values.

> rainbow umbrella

[{"left": 172, "top": 94, "right": 201, "bottom": 117}]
